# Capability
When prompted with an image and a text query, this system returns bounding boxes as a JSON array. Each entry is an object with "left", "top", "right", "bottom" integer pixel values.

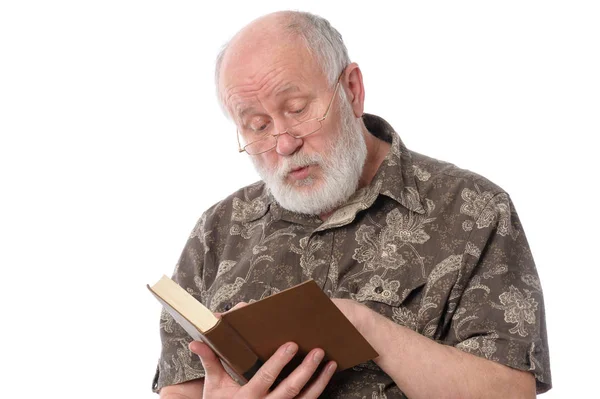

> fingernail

[
  {"left": 313, "top": 350, "right": 324, "bottom": 364},
  {"left": 328, "top": 362, "right": 337, "bottom": 373},
  {"left": 285, "top": 343, "right": 298, "bottom": 354}
]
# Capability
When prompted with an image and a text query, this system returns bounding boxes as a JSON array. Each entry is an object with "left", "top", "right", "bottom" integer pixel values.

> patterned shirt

[{"left": 153, "top": 114, "right": 552, "bottom": 397}]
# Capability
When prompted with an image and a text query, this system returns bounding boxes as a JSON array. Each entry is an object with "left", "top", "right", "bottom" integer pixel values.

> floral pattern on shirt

[{"left": 153, "top": 114, "right": 552, "bottom": 397}]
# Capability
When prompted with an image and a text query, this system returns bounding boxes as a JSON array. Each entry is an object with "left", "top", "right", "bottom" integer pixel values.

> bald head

[
  {"left": 215, "top": 11, "right": 350, "bottom": 117},
  {"left": 219, "top": 12, "right": 313, "bottom": 95},
  {"left": 227, "top": 11, "right": 299, "bottom": 52}
]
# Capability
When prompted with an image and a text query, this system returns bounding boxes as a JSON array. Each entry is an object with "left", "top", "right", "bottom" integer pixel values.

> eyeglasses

[{"left": 236, "top": 73, "right": 343, "bottom": 155}]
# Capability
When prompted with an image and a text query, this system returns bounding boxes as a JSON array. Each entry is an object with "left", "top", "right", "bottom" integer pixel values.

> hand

[
  {"left": 213, "top": 301, "right": 249, "bottom": 319},
  {"left": 189, "top": 341, "right": 337, "bottom": 398},
  {"left": 189, "top": 301, "right": 337, "bottom": 398}
]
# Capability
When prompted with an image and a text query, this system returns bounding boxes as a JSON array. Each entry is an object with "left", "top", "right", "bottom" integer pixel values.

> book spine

[{"left": 204, "top": 318, "right": 262, "bottom": 383}]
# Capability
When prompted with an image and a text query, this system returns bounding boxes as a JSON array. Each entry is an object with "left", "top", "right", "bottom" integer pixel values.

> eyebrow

[
  {"left": 236, "top": 105, "right": 257, "bottom": 119},
  {"left": 275, "top": 84, "right": 300, "bottom": 96},
  {"left": 234, "top": 84, "right": 303, "bottom": 119}
]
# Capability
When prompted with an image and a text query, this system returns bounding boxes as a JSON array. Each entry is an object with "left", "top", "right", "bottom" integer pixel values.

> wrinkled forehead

[{"left": 219, "top": 34, "right": 327, "bottom": 115}]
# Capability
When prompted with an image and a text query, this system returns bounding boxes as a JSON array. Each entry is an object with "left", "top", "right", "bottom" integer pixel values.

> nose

[{"left": 275, "top": 131, "right": 303, "bottom": 156}]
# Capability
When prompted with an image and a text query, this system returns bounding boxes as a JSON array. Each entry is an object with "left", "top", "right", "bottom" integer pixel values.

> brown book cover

[{"left": 148, "top": 276, "right": 378, "bottom": 384}]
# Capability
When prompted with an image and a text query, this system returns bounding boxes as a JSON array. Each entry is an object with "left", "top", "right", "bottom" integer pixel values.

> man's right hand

[{"left": 188, "top": 340, "right": 336, "bottom": 398}]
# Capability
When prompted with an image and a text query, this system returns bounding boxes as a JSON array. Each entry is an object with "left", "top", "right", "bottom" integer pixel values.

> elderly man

[{"left": 154, "top": 10, "right": 551, "bottom": 399}]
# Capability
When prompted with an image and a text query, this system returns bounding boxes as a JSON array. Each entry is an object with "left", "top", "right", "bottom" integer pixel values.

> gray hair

[{"left": 215, "top": 11, "right": 351, "bottom": 118}]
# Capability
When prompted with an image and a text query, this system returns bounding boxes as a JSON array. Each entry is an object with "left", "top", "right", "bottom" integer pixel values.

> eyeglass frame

[{"left": 236, "top": 71, "right": 344, "bottom": 155}]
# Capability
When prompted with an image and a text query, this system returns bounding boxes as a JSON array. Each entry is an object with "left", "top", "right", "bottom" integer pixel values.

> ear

[{"left": 342, "top": 62, "right": 365, "bottom": 118}]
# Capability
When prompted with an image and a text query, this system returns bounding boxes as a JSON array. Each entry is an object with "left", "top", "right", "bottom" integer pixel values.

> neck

[{"left": 357, "top": 124, "right": 390, "bottom": 189}]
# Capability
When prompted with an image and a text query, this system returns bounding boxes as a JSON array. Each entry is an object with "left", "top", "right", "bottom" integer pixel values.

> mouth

[{"left": 287, "top": 165, "right": 312, "bottom": 180}]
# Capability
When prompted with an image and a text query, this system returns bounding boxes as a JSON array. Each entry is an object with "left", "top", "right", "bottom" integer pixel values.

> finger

[
  {"left": 241, "top": 342, "right": 298, "bottom": 396},
  {"left": 215, "top": 302, "right": 248, "bottom": 319},
  {"left": 297, "top": 361, "right": 337, "bottom": 399},
  {"left": 227, "top": 301, "right": 248, "bottom": 312},
  {"left": 268, "top": 348, "right": 329, "bottom": 399},
  {"left": 189, "top": 340, "right": 228, "bottom": 380}
]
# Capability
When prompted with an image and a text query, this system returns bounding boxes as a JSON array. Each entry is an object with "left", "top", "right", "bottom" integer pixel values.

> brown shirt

[{"left": 153, "top": 114, "right": 552, "bottom": 397}]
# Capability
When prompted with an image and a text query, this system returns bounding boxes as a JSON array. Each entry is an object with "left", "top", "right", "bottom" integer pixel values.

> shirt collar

[{"left": 363, "top": 113, "right": 427, "bottom": 215}]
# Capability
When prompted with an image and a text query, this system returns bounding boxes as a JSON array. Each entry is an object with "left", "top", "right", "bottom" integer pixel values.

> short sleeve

[
  {"left": 447, "top": 193, "right": 552, "bottom": 394},
  {"left": 152, "top": 215, "right": 209, "bottom": 393}
]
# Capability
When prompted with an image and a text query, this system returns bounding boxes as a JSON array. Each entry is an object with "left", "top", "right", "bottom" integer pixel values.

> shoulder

[
  {"left": 408, "top": 150, "right": 528, "bottom": 242},
  {"left": 410, "top": 150, "right": 509, "bottom": 202}
]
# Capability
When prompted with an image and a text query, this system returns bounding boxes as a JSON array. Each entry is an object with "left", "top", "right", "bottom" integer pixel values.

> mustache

[{"left": 274, "top": 152, "right": 325, "bottom": 178}]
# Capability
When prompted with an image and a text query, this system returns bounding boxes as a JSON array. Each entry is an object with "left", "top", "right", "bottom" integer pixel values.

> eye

[
  {"left": 244, "top": 116, "right": 271, "bottom": 133},
  {"left": 286, "top": 99, "right": 311, "bottom": 116},
  {"left": 292, "top": 107, "right": 305, "bottom": 114},
  {"left": 249, "top": 120, "right": 270, "bottom": 133}
]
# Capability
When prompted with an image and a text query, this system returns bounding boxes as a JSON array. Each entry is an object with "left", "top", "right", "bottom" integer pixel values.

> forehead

[
  {"left": 219, "top": 35, "right": 327, "bottom": 115},
  {"left": 233, "top": 82, "right": 303, "bottom": 118}
]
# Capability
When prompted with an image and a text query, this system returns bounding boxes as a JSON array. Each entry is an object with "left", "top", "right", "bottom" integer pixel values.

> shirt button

[
  {"left": 224, "top": 304, "right": 232, "bottom": 311},
  {"left": 375, "top": 286, "right": 383, "bottom": 294}
]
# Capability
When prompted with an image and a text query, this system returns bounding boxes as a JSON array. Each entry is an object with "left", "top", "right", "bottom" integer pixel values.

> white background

[{"left": 1, "top": 1, "right": 598, "bottom": 397}]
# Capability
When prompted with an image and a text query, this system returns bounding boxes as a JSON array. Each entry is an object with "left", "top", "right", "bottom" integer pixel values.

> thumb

[
  {"left": 214, "top": 302, "right": 249, "bottom": 319},
  {"left": 227, "top": 301, "right": 248, "bottom": 312},
  {"left": 213, "top": 302, "right": 248, "bottom": 319}
]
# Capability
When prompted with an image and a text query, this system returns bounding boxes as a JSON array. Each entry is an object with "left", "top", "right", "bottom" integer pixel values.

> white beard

[{"left": 251, "top": 92, "right": 367, "bottom": 215}]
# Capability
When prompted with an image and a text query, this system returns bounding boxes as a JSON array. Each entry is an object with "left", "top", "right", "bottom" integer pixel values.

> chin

[
  {"left": 289, "top": 176, "right": 318, "bottom": 188},
  {"left": 270, "top": 179, "right": 350, "bottom": 216}
]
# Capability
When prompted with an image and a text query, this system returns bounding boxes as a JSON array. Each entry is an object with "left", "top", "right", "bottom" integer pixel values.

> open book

[{"left": 148, "top": 276, "right": 378, "bottom": 384}]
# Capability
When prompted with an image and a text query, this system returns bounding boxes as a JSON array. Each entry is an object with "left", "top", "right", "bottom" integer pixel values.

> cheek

[
  {"left": 305, "top": 130, "right": 338, "bottom": 154},
  {"left": 255, "top": 152, "right": 279, "bottom": 171},
  {"left": 321, "top": 116, "right": 344, "bottom": 142},
  {"left": 307, "top": 123, "right": 336, "bottom": 147}
]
